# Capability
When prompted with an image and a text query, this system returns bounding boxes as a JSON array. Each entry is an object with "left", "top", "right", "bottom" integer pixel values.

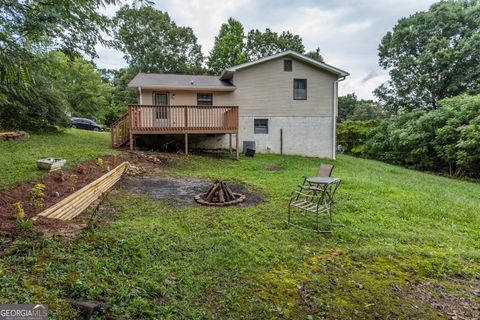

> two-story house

[{"left": 111, "top": 51, "right": 349, "bottom": 159}]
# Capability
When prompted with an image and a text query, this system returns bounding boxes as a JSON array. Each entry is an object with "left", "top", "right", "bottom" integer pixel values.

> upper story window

[
  {"left": 284, "top": 59, "right": 292, "bottom": 72},
  {"left": 293, "top": 79, "right": 307, "bottom": 100},
  {"left": 197, "top": 93, "right": 213, "bottom": 106}
]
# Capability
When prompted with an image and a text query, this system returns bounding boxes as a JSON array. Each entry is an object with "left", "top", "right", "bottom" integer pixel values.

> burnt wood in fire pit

[{"left": 195, "top": 180, "right": 246, "bottom": 206}]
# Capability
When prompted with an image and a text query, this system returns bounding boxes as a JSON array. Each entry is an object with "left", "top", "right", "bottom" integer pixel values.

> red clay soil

[{"left": 0, "top": 156, "right": 124, "bottom": 236}]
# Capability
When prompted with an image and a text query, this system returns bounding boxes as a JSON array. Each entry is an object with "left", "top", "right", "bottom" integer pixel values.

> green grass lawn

[
  {"left": 0, "top": 131, "right": 479, "bottom": 319},
  {"left": 0, "top": 129, "right": 118, "bottom": 190}
]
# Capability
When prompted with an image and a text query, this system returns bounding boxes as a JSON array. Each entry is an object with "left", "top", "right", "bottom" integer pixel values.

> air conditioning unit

[{"left": 242, "top": 141, "right": 255, "bottom": 155}]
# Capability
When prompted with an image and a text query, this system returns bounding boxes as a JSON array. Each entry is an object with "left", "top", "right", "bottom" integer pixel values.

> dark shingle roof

[{"left": 128, "top": 73, "right": 235, "bottom": 91}]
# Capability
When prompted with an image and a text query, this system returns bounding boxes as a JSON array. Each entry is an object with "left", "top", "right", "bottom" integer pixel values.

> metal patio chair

[
  {"left": 300, "top": 164, "right": 334, "bottom": 187},
  {"left": 299, "top": 164, "right": 334, "bottom": 197},
  {"left": 288, "top": 178, "right": 341, "bottom": 233}
]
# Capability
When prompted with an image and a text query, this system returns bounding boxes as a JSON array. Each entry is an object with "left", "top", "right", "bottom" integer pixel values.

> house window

[
  {"left": 254, "top": 119, "right": 268, "bottom": 134},
  {"left": 284, "top": 59, "right": 292, "bottom": 72},
  {"left": 197, "top": 93, "right": 213, "bottom": 106},
  {"left": 294, "top": 79, "right": 307, "bottom": 100}
]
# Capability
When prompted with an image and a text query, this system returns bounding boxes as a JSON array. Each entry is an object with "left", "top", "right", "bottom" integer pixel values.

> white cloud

[
  {"left": 157, "top": 0, "right": 251, "bottom": 54},
  {"left": 93, "top": 0, "right": 438, "bottom": 99},
  {"left": 94, "top": 44, "right": 127, "bottom": 69}
]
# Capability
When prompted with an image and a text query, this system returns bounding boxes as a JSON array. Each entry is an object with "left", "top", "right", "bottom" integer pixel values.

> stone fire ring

[{"left": 194, "top": 193, "right": 246, "bottom": 206}]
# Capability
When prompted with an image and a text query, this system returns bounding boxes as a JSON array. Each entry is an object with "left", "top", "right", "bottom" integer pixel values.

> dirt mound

[{"left": 0, "top": 156, "right": 123, "bottom": 235}]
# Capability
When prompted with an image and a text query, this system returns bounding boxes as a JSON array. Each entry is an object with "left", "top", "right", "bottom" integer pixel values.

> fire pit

[{"left": 194, "top": 179, "right": 246, "bottom": 206}]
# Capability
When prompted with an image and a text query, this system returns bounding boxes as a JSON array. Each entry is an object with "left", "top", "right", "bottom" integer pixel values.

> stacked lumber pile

[
  {"left": 34, "top": 162, "right": 129, "bottom": 221},
  {"left": 0, "top": 131, "right": 29, "bottom": 141},
  {"left": 194, "top": 180, "right": 246, "bottom": 206}
]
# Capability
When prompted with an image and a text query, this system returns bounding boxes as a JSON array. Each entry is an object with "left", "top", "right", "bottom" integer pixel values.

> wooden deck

[{"left": 111, "top": 105, "right": 240, "bottom": 159}]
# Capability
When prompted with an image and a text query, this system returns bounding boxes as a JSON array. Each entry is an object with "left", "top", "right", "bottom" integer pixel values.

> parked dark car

[{"left": 71, "top": 118, "right": 104, "bottom": 131}]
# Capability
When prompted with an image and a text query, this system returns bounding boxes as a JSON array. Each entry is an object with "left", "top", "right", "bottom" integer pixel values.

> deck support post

[
  {"left": 111, "top": 126, "right": 114, "bottom": 148},
  {"left": 229, "top": 133, "right": 232, "bottom": 156},
  {"left": 129, "top": 105, "right": 134, "bottom": 150},
  {"left": 235, "top": 132, "right": 239, "bottom": 160},
  {"left": 184, "top": 133, "right": 188, "bottom": 155}
]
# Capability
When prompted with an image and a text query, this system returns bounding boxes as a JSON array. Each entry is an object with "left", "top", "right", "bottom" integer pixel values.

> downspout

[
  {"left": 138, "top": 87, "right": 143, "bottom": 104},
  {"left": 333, "top": 76, "right": 346, "bottom": 160}
]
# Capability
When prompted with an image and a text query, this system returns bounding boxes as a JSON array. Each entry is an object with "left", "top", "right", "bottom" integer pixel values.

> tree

[
  {"left": 0, "top": 54, "right": 69, "bottom": 130},
  {"left": 350, "top": 103, "right": 385, "bottom": 121},
  {"left": 105, "top": 67, "right": 139, "bottom": 108},
  {"left": 245, "top": 28, "right": 305, "bottom": 61},
  {"left": 0, "top": 0, "right": 125, "bottom": 130},
  {"left": 338, "top": 93, "right": 358, "bottom": 121},
  {"left": 45, "top": 51, "right": 111, "bottom": 120},
  {"left": 305, "top": 47, "right": 324, "bottom": 62},
  {"left": 99, "top": 67, "right": 139, "bottom": 125},
  {"left": 337, "top": 120, "right": 380, "bottom": 155},
  {"left": 207, "top": 18, "right": 247, "bottom": 74},
  {"left": 0, "top": 0, "right": 118, "bottom": 86},
  {"left": 363, "top": 94, "right": 480, "bottom": 178},
  {"left": 338, "top": 93, "right": 383, "bottom": 121},
  {"left": 113, "top": 5, "right": 204, "bottom": 74},
  {"left": 375, "top": 0, "right": 480, "bottom": 114}
]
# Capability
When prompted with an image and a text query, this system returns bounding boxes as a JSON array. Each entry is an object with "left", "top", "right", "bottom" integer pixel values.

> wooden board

[
  {"left": 0, "top": 131, "right": 29, "bottom": 140},
  {"left": 34, "top": 162, "right": 129, "bottom": 221}
]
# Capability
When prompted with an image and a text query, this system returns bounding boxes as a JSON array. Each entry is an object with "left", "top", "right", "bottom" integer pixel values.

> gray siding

[{"left": 229, "top": 56, "right": 338, "bottom": 117}]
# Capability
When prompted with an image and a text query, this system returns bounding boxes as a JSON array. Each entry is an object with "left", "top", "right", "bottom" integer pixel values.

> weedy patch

[
  {"left": 255, "top": 266, "right": 309, "bottom": 318},
  {"left": 0, "top": 140, "right": 479, "bottom": 319}
]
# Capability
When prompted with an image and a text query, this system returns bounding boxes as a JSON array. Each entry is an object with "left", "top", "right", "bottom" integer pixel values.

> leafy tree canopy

[
  {"left": 207, "top": 19, "right": 320, "bottom": 72},
  {"left": 45, "top": 51, "right": 111, "bottom": 120},
  {"left": 375, "top": 0, "right": 480, "bottom": 114},
  {"left": 207, "top": 18, "right": 247, "bottom": 74},
  {"left": 0, "top": 52, "right": 69, "bottom": 130},
  {"left": 99, "top": 67, "right": 139, "bottom": 126},
  {"left": 245, "top": 28, "right": 305, "bottom": 61},
  {"left": 305, "top": 47, "right": 324, "bottom": 62},
  {"left": 0, "top": 0, "right": 118, "bottom": 87},
  {"left": 364, "top": 94, "right": 480, "bottom": 178},
  {"left": 0, "top": 0, "right": 144, "bottom": 130},
  {"left": 338, "top": 93, "right": 384, "bottom": 121},
  {"left": 337, "top": 120, "right": 380, "bottom": 155},
  {"left": 113, "top": 5, "right": 204, "bottom": 74}
]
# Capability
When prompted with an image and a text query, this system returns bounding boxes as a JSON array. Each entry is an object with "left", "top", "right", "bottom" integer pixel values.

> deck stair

[{"left": 111, "top": 113, "right": 130, "bottom": 148}]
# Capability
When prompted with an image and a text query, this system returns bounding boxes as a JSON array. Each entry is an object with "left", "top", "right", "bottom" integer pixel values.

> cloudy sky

[{"left": 95, "top": 0, "right": 437, "bottom": 99}]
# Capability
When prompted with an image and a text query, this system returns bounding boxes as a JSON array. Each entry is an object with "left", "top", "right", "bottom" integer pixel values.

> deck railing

[
  {"left": 128, "top": 104, "right": 239, "bottom": 134},
  {"left": 110, "top": 113, "right": 130, "bottom": 148}
]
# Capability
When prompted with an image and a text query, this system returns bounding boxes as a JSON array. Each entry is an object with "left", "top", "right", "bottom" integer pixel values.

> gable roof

[
  {"left": 128, "top": 73, "right": 235, "bottom": 91},
  {"left": 220, "top": 50, "right": 349, "bottom": 80}
]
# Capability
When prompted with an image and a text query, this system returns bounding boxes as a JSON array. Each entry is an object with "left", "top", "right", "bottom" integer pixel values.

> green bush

[
  {"left": 100, "top": 103, "right": 128, "bottom": 127},
  {"left": 364, "top": 95, "right": 480, "bottom": 178},
  {"left": 0, "top": 74, "right": 70, "bottom": 131},
  {"left": 337, "top": 120, "right": 380, "bottom": 155}
]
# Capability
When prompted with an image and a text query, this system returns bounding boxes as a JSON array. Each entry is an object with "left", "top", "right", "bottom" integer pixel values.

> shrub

[
  {"left": 29, "top": 184, "right": 46, "bottom": 208},
  {"left": 13, "top": 202, "right": 26, "bottom": 222},
  {"left": 337, "top": 120, "right": 380, "bottom": 155},
  {"left": 363, "top": 94, "right": 480, "bottom": 178},
  {"left": 68, "top": 174, "right": 78, "bottom": 192},
  {"left": 101, "top": 103, "right": 128, "bottom": 127}
]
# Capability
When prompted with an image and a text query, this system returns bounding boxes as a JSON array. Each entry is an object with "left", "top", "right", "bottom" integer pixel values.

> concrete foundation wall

[{"left": 190, "top": 116, "right": 334, "bottom": 159}]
